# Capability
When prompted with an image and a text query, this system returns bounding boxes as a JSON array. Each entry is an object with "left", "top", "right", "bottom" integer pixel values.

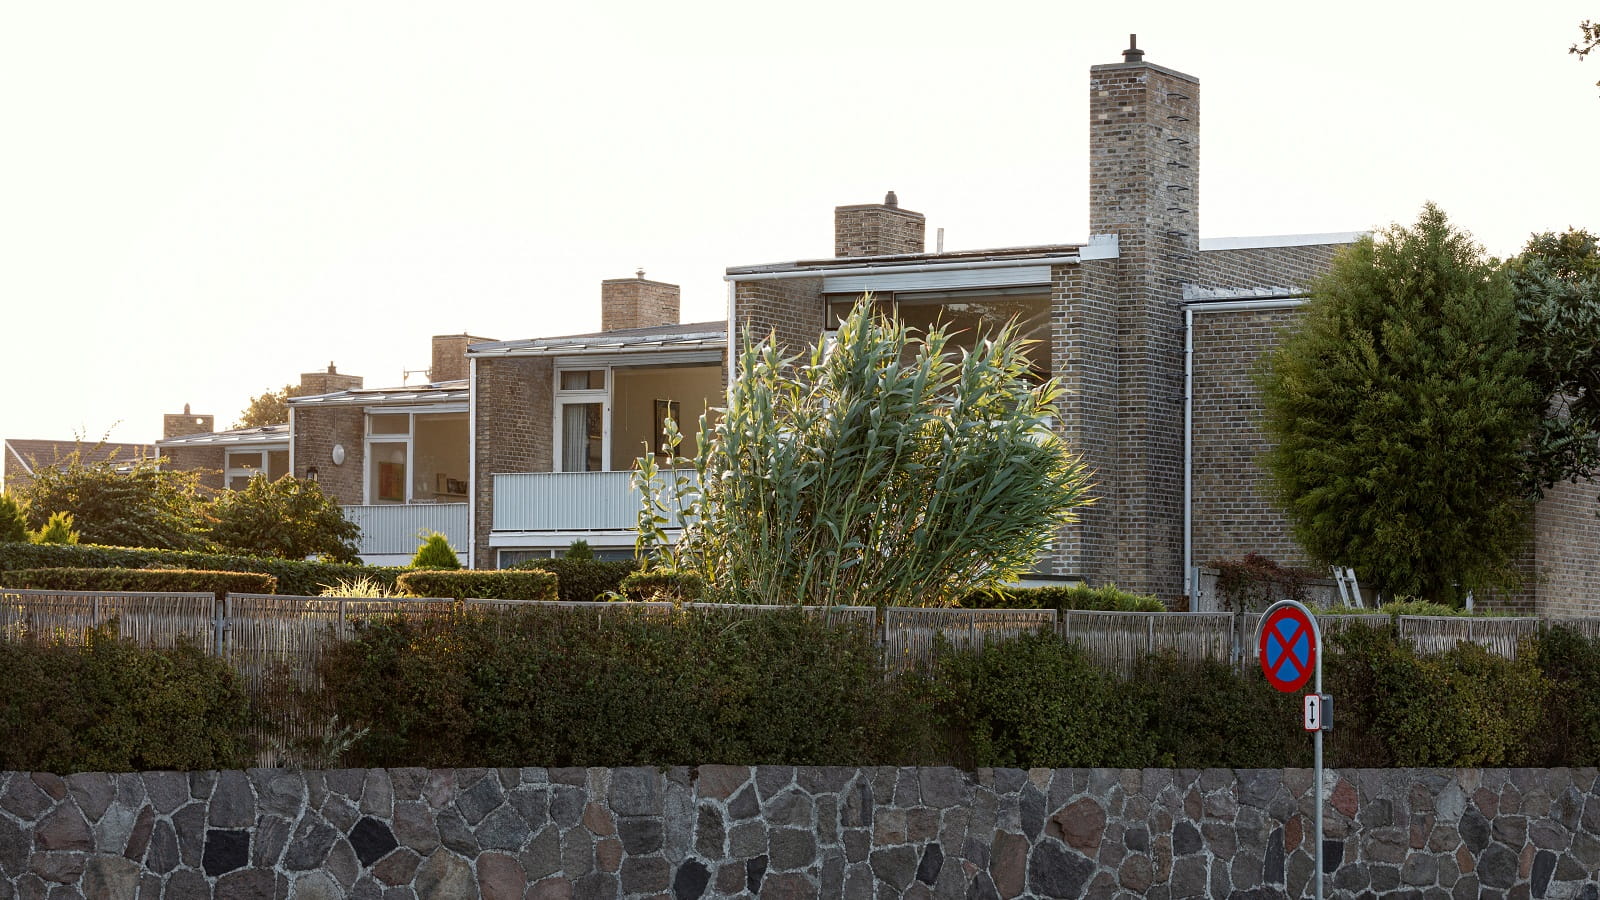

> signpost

[{"left": 1258, "top": 600, "right": 1327, "bottom": 899}]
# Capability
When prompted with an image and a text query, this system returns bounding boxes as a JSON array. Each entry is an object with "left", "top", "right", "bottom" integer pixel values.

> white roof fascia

[
  {"left": 1186, "top": 297, "right": 1310, "bottom": 313},
  {"left": 471, "top": 338, "right": 726, "bottom": 359},
  {"left": 1199, "top": 232, "right": 1365, "bottom": 252}
]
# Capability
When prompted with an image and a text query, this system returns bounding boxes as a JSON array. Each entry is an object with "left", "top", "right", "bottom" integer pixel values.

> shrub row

[
  {"left": 0, "top": 626, "right": 252, "bottom": 772},
  {"left": 7, "top": 610, "right": 1600, "bottom": 772},
  {"left": 0, "top": 542, "right": 403, "bottom": 596},
  {"left": 1, "top": 567, "right": 276, "bottom": 598},
  {"left": 960, "top": 583, "right": 1165, "bottom": 612},
  {"left": 395, "top": 570, "right": 559, "bottom": 602},
  {"left": 514, "top": 558, "right": 642, "bottom": 602}
]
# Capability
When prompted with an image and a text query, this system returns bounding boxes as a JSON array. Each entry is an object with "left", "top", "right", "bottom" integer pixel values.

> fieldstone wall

[{"left": 3, "top": 766, "right": 1599, "bottom": 899}]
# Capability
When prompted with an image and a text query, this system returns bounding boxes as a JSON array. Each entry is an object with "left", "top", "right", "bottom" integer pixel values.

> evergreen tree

[
  {"left": 410, "top": 532, "right": 462, "bottom": 569},
  {"left": 0, "top": 492, "right": 27, "bottom": 543},
  {"left": 1259, "top": 205, "right": 1537, "bottom": 604}
]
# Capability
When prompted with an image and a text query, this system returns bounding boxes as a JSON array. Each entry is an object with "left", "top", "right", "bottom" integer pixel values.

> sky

[{"left": 4, "top": 1, "right": 1599, "bottom": 445}]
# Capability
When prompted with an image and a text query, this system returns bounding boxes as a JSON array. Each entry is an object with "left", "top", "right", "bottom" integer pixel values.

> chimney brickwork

[
  {"left": 298, "top": 363, "right": 363, "bottom": 396},
  {"left": 834, "top": 193, "right": 926, "bottom": 257},
  {"left": 430, "top": 334, "right": 496, "bottom": 383},
  {"left": 162, "top": 405, "right": 214, "bottom": 440},
  {"left": 601, "top": 277, "right": 680, "bottom": 332}
]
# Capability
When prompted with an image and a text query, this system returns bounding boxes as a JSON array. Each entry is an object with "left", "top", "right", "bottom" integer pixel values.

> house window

[
  {"left": 825, "top": 288, "right": 1053, "bottom": 379},
  {"left": 225, "top": 449, "right": 289, "bottom": 491},
  {"left": 554, "top": 362, "right": 722, "bottom": 472},
  {"left": 364, "top": 410, "right": 469, "bottom": 504}
]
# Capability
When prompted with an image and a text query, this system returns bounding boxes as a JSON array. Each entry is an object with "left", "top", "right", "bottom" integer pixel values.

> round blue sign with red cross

[{"left": 1259, "top": 605, "right": 1317, "bottom": 693}]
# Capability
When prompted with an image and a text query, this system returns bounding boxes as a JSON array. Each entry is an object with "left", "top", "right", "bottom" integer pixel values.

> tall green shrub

[
  {"left": 208, "top": 475, "right": 361, "bottom": 563},
  {"left": 0, "top": 492, "right": 28, "bottom": 543},
  {"left": 1532, "top": 625, "right": 1600, "bottom": 766},
  {"left": 31, "top": 511, "right": 79, "bottom": 545},
  {"left": 515, "top": 558, "right": 641, "bottom": 602},
  {"left": 640, "top": 297, "right": 1092, "bottom": 606},
  {"left": 410, "top": 532, "right": 462, "bottom": 569},
  {"left": 1260, "top": 205, "right": 1537, "bottom": 603},
  {"left": 21, "top": 451, "right": 211, "bottom": 551}
]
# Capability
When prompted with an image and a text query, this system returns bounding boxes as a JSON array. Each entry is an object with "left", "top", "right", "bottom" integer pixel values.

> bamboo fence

[
  {"left": 882, "top": 608, "right": 1056, "bottom": 671},
  {"left": 0, "top": 588, "right": 215, "bottom": 648}
]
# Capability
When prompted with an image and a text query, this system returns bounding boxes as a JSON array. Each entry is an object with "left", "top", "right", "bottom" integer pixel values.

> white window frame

[
  {"left": 363, "top": 404, "right": 468, "bottom": 504},
  {"left": 552, "top": 366, "right": 611, "bottom": 473},
  {"left": 224, "top": 449, "right": 266, "bottom": 490}
]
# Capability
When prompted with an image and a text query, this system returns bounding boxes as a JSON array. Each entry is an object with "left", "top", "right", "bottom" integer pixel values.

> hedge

[
  {"left": 1, "top": 567, "right": 276, "bottom": 598},
  {"left": 618, "top": 568, "right": 706, "bottom": 602},
  {"left": 960, "top": 583, "right": 1164, "bottom": 612},
  {"left": 395, "top": 569, "right": 559, "bottom": 602},
  {"left": 0, "top": 542, "right": 404, "bottom": 596},
  {"left": 514, "top": 558, "right": 641, "bottom": 602},
  {"left": 0, "top": 625, "right": 252, "bottom": 772}
]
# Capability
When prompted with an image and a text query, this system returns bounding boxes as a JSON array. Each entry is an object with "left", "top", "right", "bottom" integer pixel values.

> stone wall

[{"left": 4, "top": 766, "right": 1598, "bottom": 899}]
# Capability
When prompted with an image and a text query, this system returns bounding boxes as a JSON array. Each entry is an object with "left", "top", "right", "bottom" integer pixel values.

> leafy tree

[
  {"left": 31, "top": 511, "right": 79, "bottom": 545},
  {"left": 410, "top": 532, "right": 462, "bottom": 569},
  {"left": 1574, "top": 19, "right": 1600, "bottom": 88},
  {"left": 22, "top": 451, "right": 212, "bottom": 550},
  {"left": 1259, "top": 205, "right": 1537, "bottom": 604},
  {"left": 563, "top": 539, "right": 595, "bottom": 560},
  {"left": 209, "top": 475, "right": 361, "bottom": 563},
  {"left": 638, "top": 296, "right": 1093, "bottom": 607},
  {"left": 235, "top": 384, "right": 309, "bottom": 429},
  {"left": 0, "top": 492, "right": 27, "bottom": 542},
  {"left": 1507, "top": 229, "right": 1600, "bottom": 495}
]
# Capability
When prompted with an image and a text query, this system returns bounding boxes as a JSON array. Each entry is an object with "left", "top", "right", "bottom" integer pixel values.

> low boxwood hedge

[
  {"left": 395, "top": 569, "right": 559, "bottom": 602},
  {"left": 0, "top": 542, "right": 403, "bottom": 596},
  {"left": 1, "top": 567, "right": 276, "bottom": 598},
  {"left": 514, "top": 558, "right": 641, "bottom": 602}
]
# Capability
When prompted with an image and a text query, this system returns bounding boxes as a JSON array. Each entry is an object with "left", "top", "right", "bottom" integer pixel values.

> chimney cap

[
  {"left": 183, "top": 403, "right": 190, "bottom": 415},
  {"left": 885, "top": 190, "right": 899, "bottom": 208},
  {"left": 327, "top": 362, "right": 336, "bottom": 374},
  {"left": 636, "top": 268, "right": 646, "bottom": 279},
  {"left": 1123, "top": 34, "right": 1144, "bottom": 63}
]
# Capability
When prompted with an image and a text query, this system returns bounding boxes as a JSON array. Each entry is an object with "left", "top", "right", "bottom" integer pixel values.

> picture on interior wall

[
  {"left": 447, "top": 478, "right": 467, "bottom": 495},
  {"left": 654, "top": 399, "right": 681, "bottom": 455}
]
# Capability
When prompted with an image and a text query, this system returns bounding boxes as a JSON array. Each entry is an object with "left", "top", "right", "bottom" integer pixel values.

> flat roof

[
  {"left": 469, "top": 321, "right": 727, "bottom": 357},
  {"left": 156, "top": 424, "right": 289, "bottom": 448}
]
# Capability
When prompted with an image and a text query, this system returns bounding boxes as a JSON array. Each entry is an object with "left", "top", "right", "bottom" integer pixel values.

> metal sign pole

[
  {"left": 1258, "top": 599, "right": 1325, "bottom": 900},
  {"left": 1312, "top": 613, "right": 1324, "bottom": 900}
]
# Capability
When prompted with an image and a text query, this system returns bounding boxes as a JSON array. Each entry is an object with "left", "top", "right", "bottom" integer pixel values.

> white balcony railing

[
  {"left": 492, "top": 471, "right": 698, "bottom": 533},
  {"left": 342, "top": 503, "right": 470, "bottom": 558}
]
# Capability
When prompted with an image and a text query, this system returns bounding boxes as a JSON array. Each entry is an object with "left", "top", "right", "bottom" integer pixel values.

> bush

[
  {"left": 410, "top": 532, "right": 462, "bottom": 570},
  {"left": 0, "top": 625, "right": 253, "bottom": 772},
  {"left": 0, "top": 541, "right": 403, "bottom": 597},
  {"left": 1532, "top": 625, "right": 1600, "bottom": 766},
  {"left": 619, "top": 567, "right": 706, "bottom": 602},
  {"left": 395, "top": 569, "right": 558, "bottom": 602},
  {"left": 1324, "top": 620, "right": 1543, "bottom": 767},
  {"left": 1, "top": 567, "right": 276, "bottom": 598},
  {"left": 320, "top": 604, "right": 920, "bottom": 767},
  {"left": 929, "top": 630, "right": 1151, "bottom": 768},
  {"left": 20, "top": 451, "right": 211, "bottom": 551},
  {"left": 1210, "top": 553, "right": 1321, "bottom": 612},
  {"left": 961, "top": 583, "right": 1164, "bottom": 612},
  {"left": 32, "top": 511, "right": 80, "bottom": 545},
  {"left": 208, "top": 476, "right": 362, "bottom": 563},
  {"left": 0, "top": 492, "right": 28, "bottom": 543},
  {"left": 515, "top": 558, "right": 641, "bottom": 602},
  {"left": 563, "top": 540, "right": 594, "bottom": 560},
  {"left": 1129, "top": 652, "right": 1308, "bottom": 768}
]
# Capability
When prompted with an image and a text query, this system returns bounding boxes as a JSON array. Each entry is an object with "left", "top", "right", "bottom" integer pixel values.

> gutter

[
  {"left": 723, "top": 253, "right": 1092, "bottom": 283},
  {"left": 1183, "top": 306, "right": 1193, "bottom": 600},
  {"left": 468, "top": 355, "right": 478, "bottom": 570}
]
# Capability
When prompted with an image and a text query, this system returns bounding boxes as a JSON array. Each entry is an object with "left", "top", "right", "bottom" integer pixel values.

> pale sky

[{"left": 4, "top": 1, "right": 1598, "bottom": 445}]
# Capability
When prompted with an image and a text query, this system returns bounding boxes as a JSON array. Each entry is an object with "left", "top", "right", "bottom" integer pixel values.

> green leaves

[
  {"left": 22, "top": 448, "right": 213, "bottom": 551},
  {"left": 208, "top": 475, "right": 362, "bottom": 563},
  {"left": 639, "top": 296, "right": 1092, "bottom": 607},
  {"left": 1260, "top": 205, "right": 1536, "bottom": 603}
]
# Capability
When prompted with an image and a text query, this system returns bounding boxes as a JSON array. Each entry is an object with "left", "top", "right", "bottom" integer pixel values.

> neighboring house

[
  {"left": 286, "top": 336, "right": 486, "bottom": 565},
  {"left": 467, "top": 276, "right": 725, "bottom": 567},
  {"left": 1, "top": 438, "right": 155, "bottom": 494}
]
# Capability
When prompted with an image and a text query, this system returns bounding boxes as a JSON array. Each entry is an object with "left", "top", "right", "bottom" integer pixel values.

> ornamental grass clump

[{"left": 638, "top": 296, "right": 1092, "bottom": 607}]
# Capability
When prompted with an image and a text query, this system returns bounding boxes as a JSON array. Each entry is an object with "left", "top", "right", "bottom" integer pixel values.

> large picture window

[
  {"left": 224, "top": 449, "right": 289, "bottom": 491},
  {"left": 554, "top": 362, "right": 721, "bottom": 472},
  {"left": 364, "top": 410, "right": 469, "bottom": 504}
]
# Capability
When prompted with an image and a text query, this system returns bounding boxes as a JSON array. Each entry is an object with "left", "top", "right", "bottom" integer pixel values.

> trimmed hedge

[
  {"left": 396, "top": 569, "right": 559, "bottom": 602},
  {"left": 619, "top": 568, "right": 706, "bottom": 602},
  {"left": 961, "top": 583, "right": 1164, "bottom": 612},
  {"left": 1, "top": 567, "right": 276, "bottom": 598},
  {"left": 320, "top": 604, "right": 923, "bottom": 767},
  {"left": 0, "top": 626, "right": 252, "bottom": 772},
  {"left": 515, "top": 558, "right": 641, "bottom": 602},
  {"left": 0, "top": 541, "right": 403, "bottom": 596}
]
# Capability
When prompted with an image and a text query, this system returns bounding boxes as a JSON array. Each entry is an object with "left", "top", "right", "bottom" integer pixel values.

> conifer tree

[{"left": 1259, "top": 205, "right": 1537, "bottom": 603}]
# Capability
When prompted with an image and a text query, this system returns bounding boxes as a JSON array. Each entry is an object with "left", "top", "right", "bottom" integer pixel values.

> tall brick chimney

[
  {"left": 429, "top": 334, "right": 496, "bottom": 383},
  {"left": 298, "top": 363, "right": 363, "bottom": 396},
  {"left": 601, "top": 272, "right": 680, "bottom": 331},
  {"left": 162, "top": 403, "right": 214, "bottom": 439},
  {"left": 834, "top": 191, "right": 926, "bottom": 257},
  {"left": 1085, "top": 35, "right": 1200, "bottom": 600}
]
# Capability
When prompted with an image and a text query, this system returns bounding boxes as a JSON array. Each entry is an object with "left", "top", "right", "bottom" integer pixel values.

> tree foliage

[
  {"left": 410, "top": 532, "right": 462, "bottom": 569},
  {"left": 22, "top": 451, "right": 213, "bottom": 551},
  {"left": 638, "top": 297, "right": 1093, "bottom": 607},
  {"left": 0, "top": 492, "right": 27, "bottom": 543},
  {"left": 1259, "top": 205, "right": 1537, "bottom": 603},
  {"left": 1574, "top": 19, "right": 1600, "bottom": 89},
  {"left": 32, "top": 511, "right": 80, "bottom": 545},
  {"left": 1507, "top": 229, "right": 1600, "bottom": 495},
  {"left": 208, "top": 475, "right": 362, "bottom": 563},
  {"left": 235, "top": 384, "right": 309, "bottom": 429}
]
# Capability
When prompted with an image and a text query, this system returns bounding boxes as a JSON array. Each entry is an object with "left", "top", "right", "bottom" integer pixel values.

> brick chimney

[
  {"left": 429, "top": 334, "right": 496, "bottom": 383},
  {"left": 298, "top": 363, "right": 363, "bottom": 396},
  {"left": 601, "top": 272, "right": 680, "bottom": 331},
  {"left": 162, "top": 403, "right": 214, "bottom": 439},
  {"left": 834, "top": 191, "right": 926, "bottom": 257}
]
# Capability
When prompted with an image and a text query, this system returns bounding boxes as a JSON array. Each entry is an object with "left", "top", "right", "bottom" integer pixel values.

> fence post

[
  {"left": 92, "top": 594, "right": 102, "bottom": 630},
  {"left": 338, "top": 599, "right": 347, "bottom": 642},
  {"left": 1147, "top": 615, "right": 1155, "bottom": 656},
  {"left": 212, "top": 596, "right": 225, "bottom": 658}
]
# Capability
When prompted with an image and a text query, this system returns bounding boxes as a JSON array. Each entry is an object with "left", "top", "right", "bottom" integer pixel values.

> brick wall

[
  {"left": 292, "top": 407, "right": 366, "bottom": 505},
  {"left": 834, "top": 198, "right": 926, "bottom": 258},
  {"left": 162, "top": 411, "right": 214, "bottom": 440},
  {"left": 1532, "top": 479, "right": 1600, "bottom": 616},
  {"left": 430, "top": 335, "right": 495, "bottom": 384},
  {"left": 1050, "top": 261, "right": 1120, "bottom": 583},
  {"left": 1189, "top": 306, "right": 1315, "bottom": 571},
  {"left": 161, "top": 446, "right": 225, "bottom": 492},
  {"left": 601, "top": 279, "right": 680, "bottom": 332},
  {"left": 1084, "top": 57, "right": 1200, "bottom": 601},
  {"left": 732, "top": 278, "right": 825, "bottom": 361},
  {"left": 1195, "top": 244, "right": 1346, "bottom": 293},
  {"left": 299, "top": 367, "right": 363, "bottom": 396},
  {"left": 472, "top": 356, "right": 554, "bottom": 568}
]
